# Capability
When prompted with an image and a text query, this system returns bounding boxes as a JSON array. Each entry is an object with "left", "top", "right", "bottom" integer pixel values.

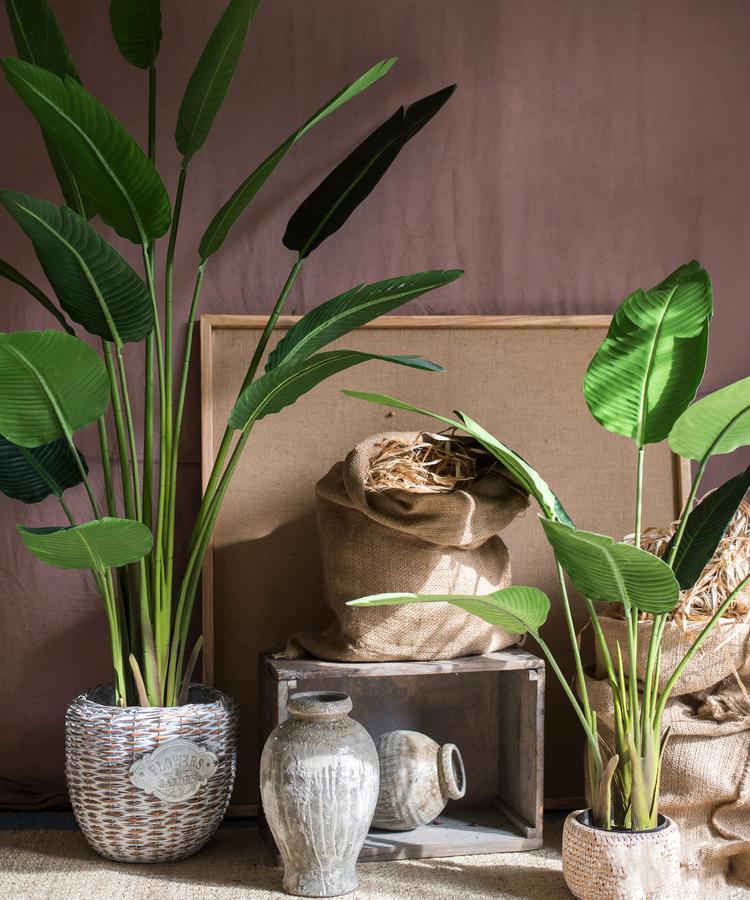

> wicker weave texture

[
  {"left": 65, "top": 684, "right": 238, "bottom": 863},
  {"left": 562, "top": 810, "right": 681, "bottom": 900}
]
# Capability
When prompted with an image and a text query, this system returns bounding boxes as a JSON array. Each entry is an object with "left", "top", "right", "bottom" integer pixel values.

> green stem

[
  {"left": 143, "top": 334, "right": 154, "bottom": 532},
  {"left": 555, "top": 560, "right": 593, "bottom": 724},
  {"left": 163, "top": 164, "right": 189, "bottom": 602},
  {"left": 102, "top": 344, "right": 135, "bottom": 520},
  {"left": 193, "top": 259, "right": 303, "bottom": 541},
  {"left": 665, "top": 457, "right": 707, "bottom": 567},
  {"left": 97, "top": 417, "right": 117, "bottom": 517},
  {"left": 115, "top": 348, "right": 141, "bottom": 519},
  {"left": 535, "top": 632, "right": 603, "bottom": 770},
  {"left": 57, "top": 494, "right": 75, "bottom": 525}
]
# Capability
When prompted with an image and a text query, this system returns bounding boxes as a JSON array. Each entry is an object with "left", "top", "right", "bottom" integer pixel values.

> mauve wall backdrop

[{"left": 2, "top": 0, "right": 750, "bottom": 807}]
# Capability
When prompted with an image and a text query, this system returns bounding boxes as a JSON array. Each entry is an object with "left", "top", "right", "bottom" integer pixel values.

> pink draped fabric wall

[{"left": 2, "top": 0, "right": 750, "bottom": 806}]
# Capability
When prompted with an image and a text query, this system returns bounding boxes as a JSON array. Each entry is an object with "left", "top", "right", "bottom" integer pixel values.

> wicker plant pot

[
  {"left": 65, "top": 683, "right": 239, "bottom": 863},
  {"left": 562, "top": 810, "right": 681, "bottom": 900}
]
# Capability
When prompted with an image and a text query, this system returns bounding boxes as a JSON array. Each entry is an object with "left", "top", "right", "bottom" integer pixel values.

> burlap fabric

[
  {"left": 283, "top": 431, "right": 529, "bottom": 661},
  {"left": 595, "top": 616, "right": 750, "bottom": 696},
  {"left": 585, "top": 671, "right": 750, "bottom": 892}
]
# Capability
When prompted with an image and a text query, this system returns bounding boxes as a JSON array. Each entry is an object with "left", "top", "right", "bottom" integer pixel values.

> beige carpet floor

[{"left": 1, "top": 819, "right": 749, "bottom": 899}]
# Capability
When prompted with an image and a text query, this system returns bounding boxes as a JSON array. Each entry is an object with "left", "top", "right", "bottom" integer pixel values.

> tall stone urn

[
  {"left": 65, "top": 684, "right": 238, "bottom": 863},
  {"left": 260, "top": 691, "right": 379, "bottom": 897}
]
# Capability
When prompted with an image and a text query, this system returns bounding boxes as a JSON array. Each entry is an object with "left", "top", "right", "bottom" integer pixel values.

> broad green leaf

[
  {"left": 540, "top": 519, "right": 680, "bottom": 615},
  {"left": 456, "top": 411, "right": 574, "bottom": 526},
  {"left": 668, "top": 376, "right": 750, "bottom": 461},
  {"left": 348, "top": 585, "right": 551, "bottom": 635},
  {"left": 109, "top": 0, "right": 162, "bottom": 69},
  {"left": 176, "top": 0, "right": 262, "bottom": 160},
  {"left": 267, "top": 269, "right": 463, "bottom": 370},
  {"left": 4, "top": 0, "right": 93, "bottom": 216},
  {"left": 18, "top": 517, "right": 152, "bottom": 570},
  {"left": 2, "top": 58, "right": 171, "bottom": 242},
  {"left": 0, "top": 257, "right": 73, "bottom": 334},
  {"left": 584, "top": 261, "right": 712, "bottom": 446},
  {"left": 283, "top": 84, "right": 455, "bottom": 258},
  {"left": 230, "top": 352, "right": 443, "bottom": 429},
  {"left": 341, "top": 391, "right": 572, "bottom": 524},
  {"left": 665, "top": 466, "right": 750, "bottom": 590},
  {"left": 0, "top": 433, "right": 85, "bottom": 503},
  {"left": 0, "top": 331, "right": 109, "bottom": 447},
  {"left": 199, "top": 57, "right": 397, "bottom": 259},
  {"left": 0, "top": 191, "right": 152, "bottom": 344}
]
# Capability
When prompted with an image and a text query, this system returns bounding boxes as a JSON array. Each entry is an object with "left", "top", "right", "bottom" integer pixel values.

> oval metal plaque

[{"left": 129, "top": 738, "right": 219, "bottom": 803}]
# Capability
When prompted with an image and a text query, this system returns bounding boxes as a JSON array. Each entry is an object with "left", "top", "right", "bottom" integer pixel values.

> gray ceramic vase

[
  {"left": 372, "top": 729, "right": 466, "bottom": 830},
  {"left": 260, "top": 691, "right": 379, "bottom": 897}
]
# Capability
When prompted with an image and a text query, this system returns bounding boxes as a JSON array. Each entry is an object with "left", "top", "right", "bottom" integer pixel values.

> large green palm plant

[
  {"left": 0, "top": 0, "right": 462, "bottom": 707},
  {"left": 348, "top": 261, "right": 750, "bottom": 831}
]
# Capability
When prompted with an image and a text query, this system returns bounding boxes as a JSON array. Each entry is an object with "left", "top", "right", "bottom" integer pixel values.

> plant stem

[
  {"left": 534, "top": 632, "right": 603, "bottom": 768},
  {"left": 665, "top": 457, "right": 707, "bottom": 567},
  {"left": 555, "top": 560, "right": 593, "bottom": 724},
  {"left": 194, "top": 259, "right": 303, "bottom": 541},
  {"left": 102, "top": 344, "right": 135, "bottom": 521},
  {"left": 143, "top": 334, "right": 154, "bottom": 532},
  {"left": 115, "top": 348, "right": 141, "bottom": 519},
  {"left": 97, "top": 417, "right": 117, "bottom": 517},
  {"left": 162, "top": 163, "right": 189, "bottom": 602}
]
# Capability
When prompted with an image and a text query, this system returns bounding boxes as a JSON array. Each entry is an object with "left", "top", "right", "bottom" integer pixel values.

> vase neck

[
  {"left": 287, "top": 691, "right": 353, "bottom": 721},
  {"left": 438, "top": 743, "right": 466, "bottom": 800}
]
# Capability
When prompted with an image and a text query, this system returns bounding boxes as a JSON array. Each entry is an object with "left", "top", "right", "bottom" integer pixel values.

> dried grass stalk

[
  {"left": 622, "top": 498, "right": 750, "bottom": 628},
  {"left": 365, "top": 432, "right": 493, "bottom": 494}
]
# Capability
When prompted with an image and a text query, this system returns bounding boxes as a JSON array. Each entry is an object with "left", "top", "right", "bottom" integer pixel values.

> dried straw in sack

[
  {"left": 585, "top": 671, "right": 750, "bottom": 893},
  {"left": 595, "top": 499, "right": 750, "bottom": 696},
  {"left": 283, "top": 431, "right": 529, "bottom": 661}
]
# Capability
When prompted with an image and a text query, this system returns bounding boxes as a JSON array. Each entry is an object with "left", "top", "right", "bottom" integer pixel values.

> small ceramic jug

[
  {"left": 372, "top": 729, "right": 466, "bottom": 830},
  {"left": 260, "top": 691, "right": 379, "bottom": 897}
]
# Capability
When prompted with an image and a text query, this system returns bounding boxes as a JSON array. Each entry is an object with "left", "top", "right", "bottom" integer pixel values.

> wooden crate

[{"left": 258, "top": 649, "right": 544, "bottom": 861}]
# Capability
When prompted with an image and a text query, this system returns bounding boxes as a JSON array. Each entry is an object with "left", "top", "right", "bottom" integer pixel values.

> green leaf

[
  {"left": 668, "top": 376, "right": 750, "bottom": 461},
  {"left": 175, "top": 0, "right": 262, "bottom": 161},
  {"left": 0, "top": 331, "right": 109, "bottom": 447},
  {"left": 109, "top": 0, "right": 162, "bottom": 69},
  {"left": 0, "top": 191, "right": 152, "bottom": 344},
  {"left": 2, "top": 58, "right": 171, "bottom": 242},
  {"left": 456, "top": 411, "right": 574, "bottom": 526},
  {"left": 230, "top": 352, "right": 443, "bottom": 429},
  {"left": 267, "top": 269, "right": 463, "bottom": 370},
  {"left": 347, "top": 585, "right": 551, "bottom": 635},
  {"left": 199, "top": 57, "right": 397, "bottom": 259},
  {"left": 4, "top": 0, "right": 94, "bottom": 216},
  {"left": 341, "top": 391, "right": 572, "bottom": 524},
  {"left": 540, "top": 519, "right": 680, "bottom": 615},
  {"left": 665, "top": 466, "right": 750, "bottom": 590},
  {"left": 18, "top": 517, "right": 152, "bottom": 570},
  {"left": 0, "top": 433, "right": 86, "bottom": 503},
  {"left": 584, "top": 261, "right": 712, "bottom": 446},
  {"left": 0, "top": 257, "right": 73, "bottom": 334},
  {"left": 283, "top": 84, "right": 455, "bottom": 258}
]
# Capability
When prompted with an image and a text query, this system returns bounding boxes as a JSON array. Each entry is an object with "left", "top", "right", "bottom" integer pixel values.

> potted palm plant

[
  {"left": 347, "top": 261, "right": 750, "bottom": 899},
  {"left": 0, "top": 0, "right": 461, "bottom": 862}
]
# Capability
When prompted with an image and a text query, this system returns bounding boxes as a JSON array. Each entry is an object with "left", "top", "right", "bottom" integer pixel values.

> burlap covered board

[{"left": 283, "top": 431, "right": 529, "bottom": 661}]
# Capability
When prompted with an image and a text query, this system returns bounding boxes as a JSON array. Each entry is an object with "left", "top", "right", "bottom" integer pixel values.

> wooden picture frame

[{"left": 200, "top": 315, "right": 690, "bottom": 813}]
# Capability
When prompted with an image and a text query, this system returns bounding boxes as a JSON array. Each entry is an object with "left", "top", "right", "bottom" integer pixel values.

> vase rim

[
  {"left": 439, "top": 743, "right": 466, "bottom": 800},
  {"left": 78, "top": 682, "right": 232, "bottom": 713},
  {"left": 574, "top": 809, "right": 672, "bottom": 834},
  {"left": 287, "top": 691, "right": 353, "bottom": 719}
]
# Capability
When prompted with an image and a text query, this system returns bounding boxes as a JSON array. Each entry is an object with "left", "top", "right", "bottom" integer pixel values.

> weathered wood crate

[{"left": 258, "top": 649, "right": 544, "bottom": 861}]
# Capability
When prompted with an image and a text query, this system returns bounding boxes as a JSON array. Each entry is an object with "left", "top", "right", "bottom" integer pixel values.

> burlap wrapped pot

[
  {"left": 284, "top": 431, "right": 529, "bottom": 661},
  {"left": 595, "top": 616, "right": 750, "bottom": 696}
]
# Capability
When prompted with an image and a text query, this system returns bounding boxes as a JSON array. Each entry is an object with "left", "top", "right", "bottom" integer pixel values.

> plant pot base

[{"left": 562, "top": 809, "right": 681, "bottom": 900}]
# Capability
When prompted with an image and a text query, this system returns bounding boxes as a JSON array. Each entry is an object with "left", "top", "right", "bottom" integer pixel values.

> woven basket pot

[
  {"left": 65, "top": 683, "right": 239, "bottom": 863},
  {"left": 562, "top": 810, "right": 681, "bottom": 900}
]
